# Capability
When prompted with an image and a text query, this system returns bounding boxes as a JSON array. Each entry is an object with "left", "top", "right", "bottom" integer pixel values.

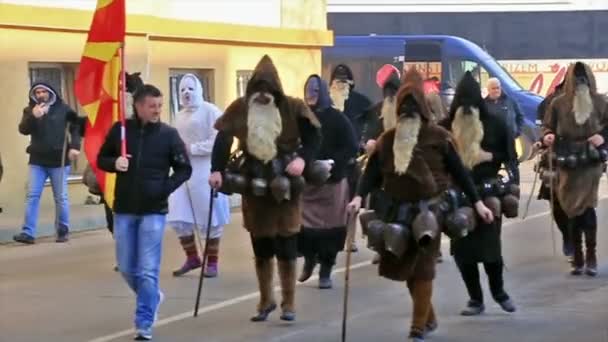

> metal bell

[
  {"left": 366, "top": 220, "right": 386, "bottom": 252},
  {"left": 483, "top": 196, "right": 501, "bottom": 218},
  {"left": 588, "top": 144, "right": 600, "bottom": 162},
  {"left": 251, "top": 178, "right": 268, "bottom": 197},
  {"left": 304, "top": 160, "right": 332, "bottom": 186},
  {"left": 289, "top": 176, "right": 306, "bottom": 197},
  {"left": 556, "top": 155, "right": 566, "bottom": 167},
  {"left": 411, "top": 204, "right": 440, "bottom": 247},
  {"left": 501, "top": 194, "right": 519, "bottom": 218},
  {"left": 270, "top": 176, "right": 291, "bottom": 202},
  {"left": 383, "top": 222, "right": 410, "bottom": 258},
  {"left": 358, "top": 210, "right": 377, "bottom": 236},
  {"left": 599, "top": 148, "right": 608, "bottom": 162},
  {"left": 508, "top": 184, "right": 520, "bottom": 198},
  {"left": 566, "top": 154, "right": 578, "bottom": 168}
]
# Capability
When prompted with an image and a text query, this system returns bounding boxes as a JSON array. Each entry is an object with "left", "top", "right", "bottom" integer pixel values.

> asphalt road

[{"left": 2, "top": 165, "right": 608, "bottom": 341}]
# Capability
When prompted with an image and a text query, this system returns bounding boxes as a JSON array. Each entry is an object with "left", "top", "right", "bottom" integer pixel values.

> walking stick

[
  {"left": 547, "top": 146, "right": 557, "bottom": 257},
  {"left": 341, "top": 211, "right": 356, "bottom": 342},
  {"left": 57, "top": 123, "right": 71, "bottom": 234},
  {"left": 185, "top": 183, "right": 205, "bottom": 259},
  {"left": 194, "top": 188, "right": 216, "bottom": 317},
  {"left": 523, "top": 152, "right": 541, "bottom": 219}
]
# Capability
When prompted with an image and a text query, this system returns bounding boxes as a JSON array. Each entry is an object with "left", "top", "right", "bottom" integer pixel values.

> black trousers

[
  {"left": 251, "top": 234, "right": 298, "bottom": 261},
  {"left": 100, "top": 197, "right": 114, "bottom": 235},
  {"left": 552, "top": 198, "right": 571, "bottom": 252},
  {"left": 456, "top": 260, "right": 509, "bottom": 304},
  {"left": 298, "top": 226, "right": 347, "bottom": 267},
  {"left": 569, "top": 208, "right": 598, "bottom": 268}
]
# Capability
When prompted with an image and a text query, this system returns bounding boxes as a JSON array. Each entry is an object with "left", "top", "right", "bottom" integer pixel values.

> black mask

[
  {"left": 574, "top": 63, "right": 590, "bottom": 86},
  {"left": 399, "top": 95, "right": 420, "bottom": 118}
]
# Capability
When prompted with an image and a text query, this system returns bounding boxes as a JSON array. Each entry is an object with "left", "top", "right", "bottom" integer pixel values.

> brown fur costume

[
  {"left": 214, "top": 55, "right": 320, "bottom": 237},
  {"left": 373, "top": 73, "right": 453, "bottom": 282},
  {"left": 543, "top": 62, "right": 608, "bottom": 218}
]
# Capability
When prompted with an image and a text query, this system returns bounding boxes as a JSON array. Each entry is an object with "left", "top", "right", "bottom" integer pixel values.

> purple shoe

[
  {"left": 204, "top": 262, "right": 219, "bottom": 278},
  {"left": 172, "top": 257, "right": 201, "bottom": 277}
]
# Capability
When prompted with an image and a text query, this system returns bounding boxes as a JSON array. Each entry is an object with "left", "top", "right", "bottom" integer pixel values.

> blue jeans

[
  {"left": 22, "top": 164, "right": 71, "bottom": 237},
  {"left": 114, "top": 214, "right": 166, "bottom": 330}
]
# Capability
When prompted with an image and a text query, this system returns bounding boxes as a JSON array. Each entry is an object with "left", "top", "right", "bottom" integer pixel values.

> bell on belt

[
  {"left": 412, "top": 203, "right": 440, "bottom": 248},
  {"left": 556, "top": 155, "right": 566, "bottom": 167},
  {"left": 270, "top": 176, "right": 291, "bottom": 202},
  {"left": 221, "top": 172, "right": 248, "bottom": 195},
  {"left": 446, "top": 207, "right": 477, "bottom": 235},
  {"left": 304, "top": 160, "right": 332, "bottom": 186},
  {"left": 251, "top": 178, "right": 268, "bottom": 196},
  {"left": 502, "top": 194, "right": 519, "bottom": 218},
  {"left": 579, "top": 149, "right": 589, "bottom": 165},
  {"left": 599, "top": 148, "right": 608, "bottom": 162},
  {"left": 444, "top": 212, "right": 469, "bottom": 240},
  {"left": 483, "top": 196, "right": 501, "bottom": 218},
  {"left": 383, "top": 222, "right": 410, "bottom": 258},
  {"left": 366, "top": 220, "right": 386, "bottom": 252},
  {"left": 289, "top": 175, "right": 306, "bottom": 197},
  {"left": 588, "top": 144, "right": 600, "bottom": 162},
  {"left": 566, "top": 154, "right": 578, "bottom": 168},
  {"left": 358, "top": 210, "right": 377, "bottom": 236},
  {"left": 508, "top": 184, "right": 520, "bottom": 198}
]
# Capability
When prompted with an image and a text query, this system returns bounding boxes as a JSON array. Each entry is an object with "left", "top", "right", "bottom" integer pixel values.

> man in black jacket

[
  {"left": 97, "top": 84, "right": 192, "bottom": 341},
  {"left": 485, "top": 78, "right": 523, "bottom": 184},
  {"left": 13, "top": 82, "right": 81, "bottom": 244}
]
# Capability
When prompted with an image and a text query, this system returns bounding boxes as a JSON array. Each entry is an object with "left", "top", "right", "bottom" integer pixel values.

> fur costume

[{"left": 214, "top": 55, "right": 320, "bottom": 238}]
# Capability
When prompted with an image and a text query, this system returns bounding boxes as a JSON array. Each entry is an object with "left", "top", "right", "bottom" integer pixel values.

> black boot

[
  {"left": 584, "top": 225, "right": 598, "bottom": 277},
  {"left": 318, "top": 263, "right": 333, "bottom": 289},
  {"left": 298, "top": 256, "right": 316, "bottom": 283},
  {"left": 571, "top": 225, "right": 584, "bottom": 276}
]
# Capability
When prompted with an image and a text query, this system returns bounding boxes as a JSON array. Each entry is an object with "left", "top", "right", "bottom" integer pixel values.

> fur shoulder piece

[
  {"left": 214, "top": 97, "right": 247, "bottom": 136},
  {"left": 284, "top": 96, "right": 321, "bottom": 128}
]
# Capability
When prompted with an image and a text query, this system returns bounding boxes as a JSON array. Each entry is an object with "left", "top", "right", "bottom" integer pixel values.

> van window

[{"left": 445, "top": 59, "right": 491, "bottom": 93}]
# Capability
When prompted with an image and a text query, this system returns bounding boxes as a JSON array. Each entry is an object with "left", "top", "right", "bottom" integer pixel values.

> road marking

[
  {"left": 87, "top": 204, "right": 585, "bottom": 342},
  {"left": 87, "top": 260, "right": 372, "bottom": 342}
]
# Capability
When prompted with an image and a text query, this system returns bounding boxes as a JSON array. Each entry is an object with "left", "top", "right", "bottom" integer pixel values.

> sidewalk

[
  {"left": 0, "top": 194, "right": 242, "bottom": 243},
  {"left": 0, "top": 203, "right": 107, "bottom": 243}
]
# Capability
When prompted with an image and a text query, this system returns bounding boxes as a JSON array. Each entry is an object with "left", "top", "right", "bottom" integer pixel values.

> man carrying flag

[{"left": 76, "top": 1, "right": 192, "bottom": 340}]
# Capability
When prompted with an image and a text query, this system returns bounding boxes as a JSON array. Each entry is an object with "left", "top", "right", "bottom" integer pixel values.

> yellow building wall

[{"left": 0, "top": 3, "right": 331, "bottom": 215}]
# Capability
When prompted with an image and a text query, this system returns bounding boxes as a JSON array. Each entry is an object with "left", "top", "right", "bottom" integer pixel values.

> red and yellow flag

[{"left": 75, "top": 0, "right": 126, "bottom": 208}]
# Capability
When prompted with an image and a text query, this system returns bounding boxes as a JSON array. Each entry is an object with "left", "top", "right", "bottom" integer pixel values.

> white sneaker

[{"left": 154, "top": 291, "right": 164, "bottom": 323}]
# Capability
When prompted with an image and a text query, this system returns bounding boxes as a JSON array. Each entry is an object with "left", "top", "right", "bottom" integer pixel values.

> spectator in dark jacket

[
  {"left": 13, "top": 82, "right": 81, "bottom": 244},
  {"left": 485, "top": 78, "right": 524, "bottom": 138},
  {"left": 485, "top": 77, "right": 523, "bottom": 183},
  {"left": 97, "top": 84, "right": 192, "bottom": 341}
]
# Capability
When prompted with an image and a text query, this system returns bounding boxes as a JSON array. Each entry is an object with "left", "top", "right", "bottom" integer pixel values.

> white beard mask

[
  {"left": 381, "top": 96, "right": 397, "bottom": 131},
  {"left": 246, "top": 92, "right": 282, "bottom": 163},
  {"left": 330, "top": 80, "right": 350, "bottom": 112},
  {"left": 573, "top": 84, "right": 593, "bottom": 126},
  {"left": 393, "top": 115, "right": 421, "bottom": 175},
  {"left": 451, "top": 106, "right": 484, "bottom": 169}
]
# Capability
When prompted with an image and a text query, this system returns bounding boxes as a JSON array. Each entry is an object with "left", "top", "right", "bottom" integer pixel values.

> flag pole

[{"left": 119, "top": 44, "right": 127, "bottom": 157}]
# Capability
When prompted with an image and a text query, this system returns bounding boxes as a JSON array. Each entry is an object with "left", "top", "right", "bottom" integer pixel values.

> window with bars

[
  {"left": 236, "top": 70, "right": 254, "bottom": 98},
  {"left": 28, "top": 62, "right": 85, "bottom": 177}
]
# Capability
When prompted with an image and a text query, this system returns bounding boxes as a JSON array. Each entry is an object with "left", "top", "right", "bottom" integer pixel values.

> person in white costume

[{"left": 168, "top": 74, "right": 231, "bottom": 278}]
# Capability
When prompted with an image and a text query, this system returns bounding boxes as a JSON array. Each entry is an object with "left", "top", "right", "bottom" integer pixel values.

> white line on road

[
  {"left": 87, "top": 205, "right": 573, "bottom": 342},
  {"left": 87, "top": 260, "right": 373, "bottom": 342}
]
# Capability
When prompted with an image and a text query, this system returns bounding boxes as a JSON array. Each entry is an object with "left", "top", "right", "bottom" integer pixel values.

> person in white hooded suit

[{"left": 168, "top": 74, "right": 231, "bottom": 278}]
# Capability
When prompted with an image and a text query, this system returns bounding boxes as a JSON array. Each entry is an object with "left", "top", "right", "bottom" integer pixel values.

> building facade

[{"left": 0, "top": 0, "right": 332, "bottom": 216}]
